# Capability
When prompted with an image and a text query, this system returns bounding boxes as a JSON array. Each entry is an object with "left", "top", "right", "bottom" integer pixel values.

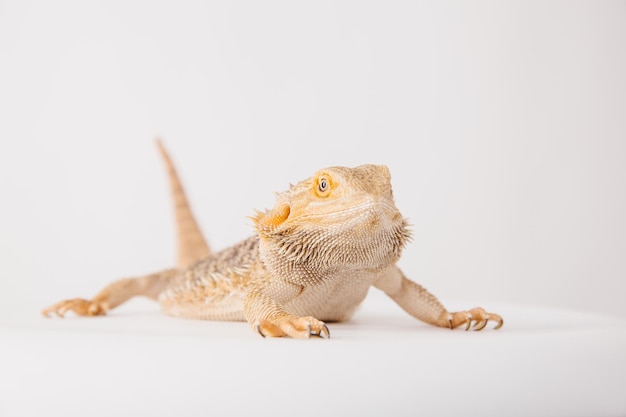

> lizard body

[{"left": 43, "top": 141, "right": 503, "bottom": 338}]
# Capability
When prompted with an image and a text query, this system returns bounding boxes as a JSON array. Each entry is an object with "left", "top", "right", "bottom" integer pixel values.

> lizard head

[{"left": 252, "top": 164, "right": 411, "bottom": 271}]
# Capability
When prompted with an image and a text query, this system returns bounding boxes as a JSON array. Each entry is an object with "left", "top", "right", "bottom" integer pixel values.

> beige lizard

[{"left": 42, "top": 141, "right": 503, "bottom": 338}]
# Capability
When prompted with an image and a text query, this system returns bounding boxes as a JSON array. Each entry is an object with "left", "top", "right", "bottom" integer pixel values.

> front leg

[
  {"left": 243, "top": 281, "right": 330, "bottom": 339},
  {"left": 374, "top": 267, "right": 503, "bottom": 331}
]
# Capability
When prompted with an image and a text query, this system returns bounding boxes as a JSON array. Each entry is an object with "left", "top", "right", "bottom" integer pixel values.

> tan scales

[{"left": 42, "top": 141, "right": 503, "bottom": 338}]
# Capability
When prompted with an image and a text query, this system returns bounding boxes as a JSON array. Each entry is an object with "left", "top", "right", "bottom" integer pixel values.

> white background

[
  {"left": 1, "top": 3, "right": 626, "bottom": 417},
  {"left": 1, "top": 1, "right": 625, "bottom": 318}
]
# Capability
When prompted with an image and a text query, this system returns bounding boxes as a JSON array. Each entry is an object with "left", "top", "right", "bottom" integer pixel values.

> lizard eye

[{"left": 316, "top": 176, "right": 331, "bottom": 196}]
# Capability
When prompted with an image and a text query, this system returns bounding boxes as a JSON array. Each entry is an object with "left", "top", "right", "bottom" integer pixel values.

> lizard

[{"left": 42, "top": 141, "right": 503, "bottom": 339}]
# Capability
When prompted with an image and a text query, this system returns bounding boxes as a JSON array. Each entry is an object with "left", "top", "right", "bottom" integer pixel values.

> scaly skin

[{"left": 42, "top": 142, "right": 503, "bottom": 338}]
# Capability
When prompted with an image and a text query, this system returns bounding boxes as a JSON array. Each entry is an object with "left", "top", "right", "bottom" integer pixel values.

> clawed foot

[
  {"left": 255, "top": 316, "right": 330, "bottom": 339},
  {"left": 41, "top": 298, "right": 107, "bottom": 318},
  {"left": 447, "top": 307, "right": 503, "bottom": 331}
]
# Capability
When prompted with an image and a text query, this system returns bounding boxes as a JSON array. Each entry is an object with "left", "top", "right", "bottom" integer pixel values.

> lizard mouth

[
  {"left": 300, "top": 198, "right": 404, "bottom": 232},
  {"left": 303, "top": 202, "right": 386, "bottom": 220}
]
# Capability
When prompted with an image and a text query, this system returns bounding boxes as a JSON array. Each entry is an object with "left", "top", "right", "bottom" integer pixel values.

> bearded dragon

[{"left": 42, "top": 141, "right": 503, "bottom": 338}]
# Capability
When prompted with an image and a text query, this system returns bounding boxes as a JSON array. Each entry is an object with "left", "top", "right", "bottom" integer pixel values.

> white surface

[{"left": 1, "top": 292, "right": 626, "bottom": 417}]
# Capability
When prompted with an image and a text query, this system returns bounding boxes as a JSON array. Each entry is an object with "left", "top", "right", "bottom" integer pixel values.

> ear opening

[{"left": 253, "top": 203, "right": 291, "bottom": 234}]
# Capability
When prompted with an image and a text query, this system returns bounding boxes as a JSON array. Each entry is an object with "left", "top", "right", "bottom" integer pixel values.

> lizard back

[{"left": 158, "top": 237, "right": 259, "bottom": 321}]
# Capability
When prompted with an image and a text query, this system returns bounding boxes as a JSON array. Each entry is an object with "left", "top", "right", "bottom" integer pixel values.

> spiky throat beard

[{"left": 263, "top": 209, "right": 411, "bottom": 271}]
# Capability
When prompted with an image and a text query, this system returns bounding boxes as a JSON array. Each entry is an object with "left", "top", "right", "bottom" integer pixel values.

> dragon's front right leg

[{"left": 243, "top": 285, "right": 330, "bottom": 339}]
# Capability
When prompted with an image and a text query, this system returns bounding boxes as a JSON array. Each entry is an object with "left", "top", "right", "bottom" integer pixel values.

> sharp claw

[
  {"left": 321, "top": 324, "right": 330, "bottom": 339},
  {"left": 256, "top": 324, "right": 266, "bottom": 338},
  {"left": 494, "top": 318, "right": 504, "bottom": 330},
  {"left": 464, "top": 315, "right": 472, "bottom": 331},
  {"left": 473, "top": 319, "right": 488, "bottom": 331},
  {"left": 449, "top": 310, "right": 503, "bottom": 332},
  {"left": 309, "top": 324, "right": 330, "bottom": 339}
]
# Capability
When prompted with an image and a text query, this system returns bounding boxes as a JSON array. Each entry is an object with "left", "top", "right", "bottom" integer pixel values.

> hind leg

[{"left": 42, "top": 269, "right": 178, "bottom": 318}]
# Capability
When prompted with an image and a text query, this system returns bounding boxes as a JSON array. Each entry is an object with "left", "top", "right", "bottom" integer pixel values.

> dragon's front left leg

[{"left": 375, "top": 267, "right": 503, "bottom": 331}]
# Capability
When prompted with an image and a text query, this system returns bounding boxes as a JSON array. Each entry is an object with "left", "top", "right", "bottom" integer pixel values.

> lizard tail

[{"left": 156, "top": 138, "right": 211, "bottom": 268}]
